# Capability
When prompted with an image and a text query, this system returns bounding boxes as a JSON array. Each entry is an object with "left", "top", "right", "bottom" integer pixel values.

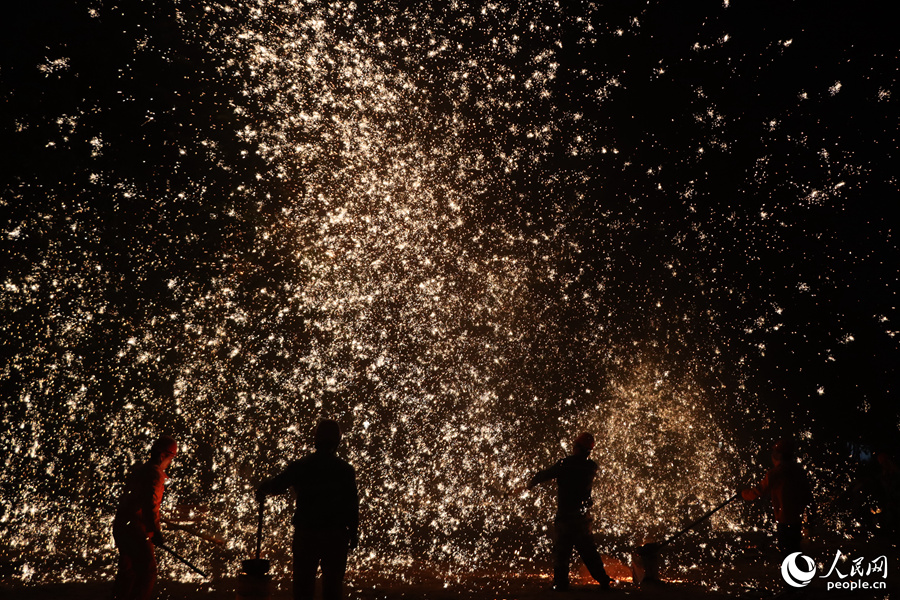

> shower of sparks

[{"left": 2, "top": 0, "right": 897, "bottom": 589}]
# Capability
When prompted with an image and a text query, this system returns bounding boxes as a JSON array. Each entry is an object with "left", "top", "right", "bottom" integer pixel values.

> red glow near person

[
  {"left": 740, "top": 438, "right": 813, "bottom": 557},
  {"left": 111, "top": 435, "right": 177, "bottom": 600}
]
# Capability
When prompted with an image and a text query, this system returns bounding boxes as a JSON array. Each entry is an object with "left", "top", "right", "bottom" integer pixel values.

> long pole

[
  {"left": 256, "top": 502, "right": 264, "bottom": 560},
  {"left": 659, "top": 492, "right": 740, "bottom": 549},
  {"left": 157, "top": 543, "right": 209, "bottom": 577},
  {"left": 161, "top": 518, "right": 225, "bottom": 546}
]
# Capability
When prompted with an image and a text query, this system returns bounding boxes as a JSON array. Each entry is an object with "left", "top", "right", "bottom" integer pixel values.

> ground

[
  {"left": 0, "top": 576, "right": 891, "bottom": 600},
  {"left": 1, "top": 533, "right": 895, "bottom": 599}
]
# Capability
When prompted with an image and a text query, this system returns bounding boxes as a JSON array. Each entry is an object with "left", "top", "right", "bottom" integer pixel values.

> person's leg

[
  {"left": 571, "top": 520, "right": 610, "bottom": 587},
  {"left": 776, "top": 523, "right": 802, "bottom": 557},
  {"left": 775, "top": 523, "right": 803, "bottom": 591},
  {"left": 552, "top": 520, "right": 575, "bottom": 590},
  {"left": 293, "top": 529, "right": 322, "bottom": 600},
  {"left": 113, "top": 523, "right": 153, "bottom": 600},
  {"left": 320, "top": 530, "right": 350, "bottom": 600},
  {"left": 111, "top": 539, "right": 135, "bottom": 600},
  {"left": 134, "top": 543, "right": 157, "bottom": 600}
]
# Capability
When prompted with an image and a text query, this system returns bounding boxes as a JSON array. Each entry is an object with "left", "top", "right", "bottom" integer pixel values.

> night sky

[{"left": 2, "top": 0, "right": 898, "bottom": 585}]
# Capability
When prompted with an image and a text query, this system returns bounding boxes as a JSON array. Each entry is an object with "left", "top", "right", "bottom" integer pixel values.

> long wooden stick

[
  {"left": 161, "top": 518, "right": 225, "bottom": 546},
  {"left": 157, "top": 543, "right": 209, "bottom": 577},
  {"left": 658, "top": 492, "right": 740, "bottom": 549},
  {"left": 256, "top": 502, "right": 265, "bottom": 560}
]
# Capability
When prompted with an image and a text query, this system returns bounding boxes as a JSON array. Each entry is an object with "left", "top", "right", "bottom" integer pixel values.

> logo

[
  {"left": 781, "top": 552, "right": 816, "bottom": 588},
  {"left": 778, "top": 550, "right": 889, "bottom": 592}
]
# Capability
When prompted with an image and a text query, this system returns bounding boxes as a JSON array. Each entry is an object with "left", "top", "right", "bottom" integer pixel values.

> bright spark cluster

[{"left": 2, "top": 0, "right": 896, "bottom": 590}]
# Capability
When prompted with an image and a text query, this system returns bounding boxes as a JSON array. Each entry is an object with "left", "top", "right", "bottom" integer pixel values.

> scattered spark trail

[{"left": 2, "top": 0, "right": 897, "bottom": 588}]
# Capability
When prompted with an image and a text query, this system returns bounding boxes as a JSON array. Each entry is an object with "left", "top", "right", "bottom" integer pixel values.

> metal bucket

[
  {"left": 236, "top": 558, "right": 271, "bottom": 600},
  {"left": 631, "top": 545, "right": 661, "bottom": 585}
]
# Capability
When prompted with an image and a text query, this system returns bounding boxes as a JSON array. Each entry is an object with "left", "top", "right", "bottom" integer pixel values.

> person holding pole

[
  {"left": 112, "top": 435, "right": 177, "bottom": 600},
  {"left": 527, "top": 431, "right": 613, "bottom": 591},
  {"left": 739, "top": 438, "right": 815, "bottom": 593},
  {"left": 257, "top": 419, "right": 359, "bottom": 600},
  {"left": 740, "top": 438, "right": 814, "bottom": 557}
]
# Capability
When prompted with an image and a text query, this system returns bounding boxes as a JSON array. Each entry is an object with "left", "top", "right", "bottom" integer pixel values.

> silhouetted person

[
  {"left": 741, "top": 438, "right": 813, "bottom": 557},
  {"left": 527, "top": 432, "right": 612, "bottom": 591},
  {"left": 257, "top": 419, "right": 359, "bottom": 600},
  {"left": 112, "top": 435, "right": 177, "bottom": 600}
]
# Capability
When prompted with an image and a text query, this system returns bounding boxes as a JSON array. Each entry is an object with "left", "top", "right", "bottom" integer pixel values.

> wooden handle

[{"left": 256, "top": 502, "right": 264, "bottom": 560}]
